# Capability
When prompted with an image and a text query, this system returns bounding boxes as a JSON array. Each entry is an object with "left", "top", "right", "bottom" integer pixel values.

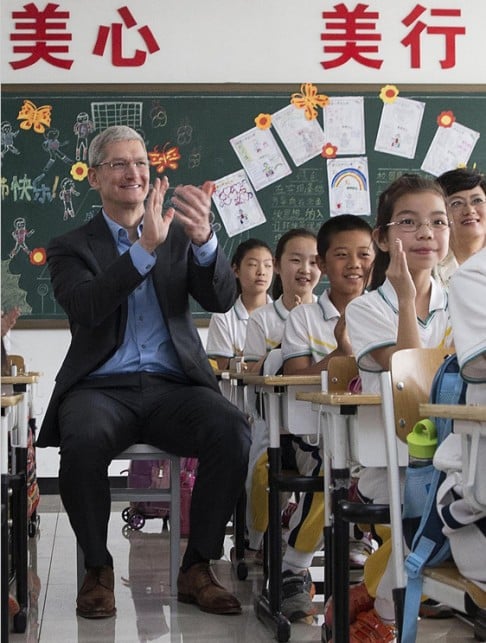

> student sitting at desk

[
  {"left": 434, "top": 167, "right": 486, "bottom": 288},
  {"left": 445, "top": 243, "right": 486, "bottom": 591},
  {"left": 206, "top": 238, "right": 273, "bottom": 370},
  {"left": 281, "top": 214, "right": 375, "bottom": 612},
  {"left": 243, "top": 228, "right": 321, "bottom": 622},
  {"left": 344, "top": 173, "right": 454, "bottom": 634}
]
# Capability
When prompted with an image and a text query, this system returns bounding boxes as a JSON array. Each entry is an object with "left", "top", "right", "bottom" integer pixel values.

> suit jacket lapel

[{"left": 86, "top": 211, "right": 119, "bottom": 271}]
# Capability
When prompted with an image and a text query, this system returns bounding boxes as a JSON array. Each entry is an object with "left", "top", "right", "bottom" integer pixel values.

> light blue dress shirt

[{"left": 90, "top": 212, "right": 217, "bottom": 379}]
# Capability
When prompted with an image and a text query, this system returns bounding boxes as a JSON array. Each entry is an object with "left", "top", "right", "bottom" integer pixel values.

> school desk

[{"left": 240, "top": 373, "right": 321, "bottom": 643}]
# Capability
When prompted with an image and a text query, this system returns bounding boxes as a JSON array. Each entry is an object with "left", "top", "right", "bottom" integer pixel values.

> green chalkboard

[{"left": 2, "top": 84, "right": 486, "bottom": 326}]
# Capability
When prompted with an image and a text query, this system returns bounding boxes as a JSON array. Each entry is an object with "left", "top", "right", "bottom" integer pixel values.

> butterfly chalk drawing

[
  {"left": 148, "top": 144, "right": 181, "bottom": 173},
  {"left": 17, "top": 100, "right": 52, "bottom": 133}
]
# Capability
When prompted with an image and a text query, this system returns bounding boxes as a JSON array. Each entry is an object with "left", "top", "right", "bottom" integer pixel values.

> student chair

[
  {"left": 76, "top": 445, "right": 181, "bottom": 596},
  {"left": 381, "top": 347, "right": 486, "bottom": 639}
]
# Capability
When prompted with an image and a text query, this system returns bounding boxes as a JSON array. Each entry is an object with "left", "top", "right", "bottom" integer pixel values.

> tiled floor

[{"left": 7, "top": 495, "right": 480, "bottom": 642}]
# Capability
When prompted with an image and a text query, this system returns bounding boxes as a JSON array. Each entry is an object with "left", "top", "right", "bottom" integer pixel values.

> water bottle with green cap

[{"left": 406, "top": 419, "right": 437, "bottom": 468}]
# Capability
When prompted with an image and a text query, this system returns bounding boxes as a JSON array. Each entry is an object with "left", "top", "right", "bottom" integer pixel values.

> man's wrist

[{"left": 192, "top": 229, "right": 213, "bottom": 247}]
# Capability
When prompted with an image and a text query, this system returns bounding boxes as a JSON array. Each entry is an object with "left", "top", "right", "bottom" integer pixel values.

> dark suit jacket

[{"left": 37, "top": 211, "right": 237, "bottom": 448}]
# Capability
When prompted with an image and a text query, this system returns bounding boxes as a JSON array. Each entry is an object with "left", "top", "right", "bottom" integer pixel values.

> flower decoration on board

[
  {"left": 437, "top": 111, "right": 456, "bottom": 128},
  {"left": 29, "top": 247, "right": 46, "bottom": 266},
  {"left": 291, "top": 83, "right": 329, "bottom": 120},
  {"left": 70, "top": 162, "right": 88, "bottom": 181},
  {"left": 379, "top": 85, "right": 399, "bottom": 104},
  {"left": 17, "top": 99, "right": 52, "bottom": 133},
  {"left": 321, "top": 142, "right": 338, "bottom": 159},
  {"left": 255, "top": 113, "right": 272, "bottom": 130},
  {"left": 148, "top": 143, "right": 181, "bottom": 173}
]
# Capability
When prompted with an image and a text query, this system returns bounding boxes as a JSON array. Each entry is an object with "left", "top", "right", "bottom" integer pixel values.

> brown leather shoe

[
  {"left": 76, "top": 566, "right": 116, "bottom": 618},
  {"left": 177, "top": 563, "right": 241, "bottom": 615}
]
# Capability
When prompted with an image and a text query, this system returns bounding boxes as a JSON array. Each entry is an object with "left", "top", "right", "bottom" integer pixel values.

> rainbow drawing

[{"left": 331, "top": 167, "right": 368, "bottom": 190}]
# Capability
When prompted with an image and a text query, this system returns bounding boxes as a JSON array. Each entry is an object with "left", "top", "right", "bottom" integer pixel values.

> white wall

[{"left": 8, "top": 326, "right": 209, "bottom": 478}]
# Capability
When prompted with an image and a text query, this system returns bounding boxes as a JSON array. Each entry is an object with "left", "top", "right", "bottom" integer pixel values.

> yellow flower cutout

[
  {"left": 70, "top": 162, "right": 88, "bottom": 181},
  {"left": 291, "top": 83, "right": 329, "bottom": 120},
  {"left": 379, "top": 85, "right": 399, "bottom": 104},
  {"left": 255, "top": 113, "right": 272, "bottom": 130},
  {"left": 437, "top": 111, "right": 455, "bottom": 128},
  {"left": 321, "top": 143, "right": 338, "bottom": 159}
]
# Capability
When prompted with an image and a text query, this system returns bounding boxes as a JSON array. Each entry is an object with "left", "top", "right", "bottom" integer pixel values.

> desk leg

[
  {"left": 1, "top": 473, "right": 9, "bottom": 643},
  {"left": 11, "top": 447, "right": 28, "bottom": 633},
  {"left": 332, "top": 468, "right": 350, "bottom": 643}
]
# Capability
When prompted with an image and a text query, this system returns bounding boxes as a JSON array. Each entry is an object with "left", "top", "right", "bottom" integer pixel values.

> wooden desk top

[
  {"left": 1, "top": 392, "right": 24, "bottom": 408},
  {"left": 296, "top": 391, "right": 381, "bottom": 406},
  {"left": 1, "top": 372, "right": 40, "bottom": 385},
  {"left": 419, "top": 403, "right": 486, "bottom": 422},
  {"left": 242, "top": 374, "right": 321, "bottom": 387}
]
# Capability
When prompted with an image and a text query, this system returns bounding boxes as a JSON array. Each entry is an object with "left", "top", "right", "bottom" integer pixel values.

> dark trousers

[{"left": 57, "top": 373, "right": 251, "bottom": 569}]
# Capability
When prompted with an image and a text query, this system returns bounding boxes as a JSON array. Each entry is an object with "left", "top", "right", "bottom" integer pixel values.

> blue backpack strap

[{"left": 401, "top": 353, "right": 464, "bottom": 642}]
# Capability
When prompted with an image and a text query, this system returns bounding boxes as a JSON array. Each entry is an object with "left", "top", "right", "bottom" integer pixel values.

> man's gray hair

[{"left": 88, "top": 126, "right": 146, "bottom": 167}]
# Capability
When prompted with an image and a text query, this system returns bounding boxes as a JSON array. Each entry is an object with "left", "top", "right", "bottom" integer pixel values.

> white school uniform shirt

[
  {"left": 281, "top": 290, "right": 339, "bottom": 364},
  {"left": 449, "top": 246, "right": 486, "bottom": 403},
  {"left": 206, "top": 294, "right": 272, "bottom": 360},
  {"left": 346, "top": 276, "right": 453, "bottom": 394},
  {"left": 244, "top": 294, "right": 318, "bottom": 362}
]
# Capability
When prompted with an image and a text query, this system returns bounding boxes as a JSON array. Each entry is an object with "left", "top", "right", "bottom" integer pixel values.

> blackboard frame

[{"left": 2, "top": 83, "right": 485, "bottom": 328}]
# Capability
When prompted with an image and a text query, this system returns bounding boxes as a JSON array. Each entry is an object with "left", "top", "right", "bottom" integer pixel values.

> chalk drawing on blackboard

[
  {"left": 91, "top": 101, "right": 142, "bottom": 131},
  {"left": 73, "top": 112, "right": 95, "bottom": 161},
  {"left": 212, "top": 169, "right": 266, "bottom": 238},
  {"left": 1, "top": 121, "right": 20, "bottom": 159},
  {"left": 59, "top": 177, "right": 80, "bottom": 220},
  {"left": 150, "top": 101, "right": 167, "bottom": 128},
  {"left": 9, "top": 217, "right": 35, "bottom": 259}
]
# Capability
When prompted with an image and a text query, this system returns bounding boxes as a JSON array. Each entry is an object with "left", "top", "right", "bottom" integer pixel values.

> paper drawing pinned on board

[
  {"left": 211, "top": 169, "right": 266, "bottom": 238},
  {"left": 327, "top": 157, "right": 371, "bottom": 217}
]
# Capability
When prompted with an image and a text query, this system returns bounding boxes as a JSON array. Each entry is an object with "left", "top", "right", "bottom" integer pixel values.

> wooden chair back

[
  {"left": 327, "top": 356, "right": 358, "bottom": 394},
  {"left": 390, "top": 346, "right": 452, "bottom": 443},
  {"left": 5, "top": 354, "right": 25, "bottom": 373}
]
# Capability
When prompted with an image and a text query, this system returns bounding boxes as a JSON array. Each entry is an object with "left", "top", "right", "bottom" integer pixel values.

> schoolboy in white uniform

[{"left": 280, "top": 215, "right": 375, "bottom": 623}]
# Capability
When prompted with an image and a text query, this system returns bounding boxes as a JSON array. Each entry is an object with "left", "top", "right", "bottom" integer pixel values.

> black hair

[
  {"left": 230, "top": 238, "right": 273, "bottom": 294},
  {"left": 370, "top": 173, "right": 446, "bottom": 290},
  {"left": 317, "top": 214, "right": 373, "bottom": 258},
  {"left": 272, "top": 228, "right": 317, "bottom": 300},
  {"left": 436, "top": 167, "right": 486, "bottom": 196}
]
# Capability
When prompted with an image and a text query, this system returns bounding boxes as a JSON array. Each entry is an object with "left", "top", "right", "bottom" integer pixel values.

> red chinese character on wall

[
  {"left": 92, "top": 6, "right": 160, "bottom": 67},
  {"left": 9, "top": 2, "right": 73, "bottom": 70},
  {"left": 401, "top": 4, "right": 465, "bottom": 69},
  {"left": 320, "top": 3, "right": 383, "bottom": 70}
]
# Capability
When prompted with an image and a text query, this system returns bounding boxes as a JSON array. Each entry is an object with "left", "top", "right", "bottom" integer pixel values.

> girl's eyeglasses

[{"left": 385, "top": 218, "right": 450, "bottom": 233}]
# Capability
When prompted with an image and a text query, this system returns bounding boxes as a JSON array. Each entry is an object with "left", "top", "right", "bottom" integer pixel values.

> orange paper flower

[
  {"left": 379, "top": 85, "right": 399, "bottom": 104},
  {"left": 29, "top": 248, "right": 46, "bottom": 266},
  {"left": 437, "top": 111, "right": 455, "bottom": 128},
  {"left": 321, "top": 143, "right": 338, "bottom": 159},
  {"left": 255, "top": 113, "right": 272, "bottom": 130},
  {"left": 291, "top": 83, "right": 329, "bottom": 120},
  {"left": 70, "top": 162, "right": 88, "bottom": 181}
]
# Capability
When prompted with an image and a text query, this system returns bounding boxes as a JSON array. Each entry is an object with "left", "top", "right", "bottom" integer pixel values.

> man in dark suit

[{"left": 37, "top": 125, "right": 250, "bottom": 618}]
